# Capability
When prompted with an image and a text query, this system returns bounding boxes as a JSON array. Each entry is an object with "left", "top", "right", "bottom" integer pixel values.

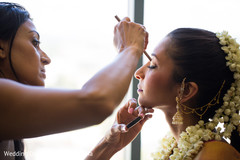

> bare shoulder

[
  {"left": 0, "top": 78, "right": 30, "bottom": 96},
  {"left": 0, "top": 78, "right": 25, "bottom": 89},
  {"left": 0, "top": 78, "right": 22, "bottom": 94},
  {"left": 194, "top": 141, "right": 240, "bottom": 160},
  {"left": 0, "top": 78, "right": 17, "bottom": 85},
  {"left": 0, "top": 79, "right": 33, "bottom": 108}
]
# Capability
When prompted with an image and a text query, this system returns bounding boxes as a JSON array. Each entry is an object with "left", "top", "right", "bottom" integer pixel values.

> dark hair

[
  {"left": 166, "top": 28, "right": 240, "bottom": 152},
  {"left": 0, "top": 2, "right": 30, "bottom": 80},
  {"left": 0, "top": 2, "right": 30, "bottom": 159}
]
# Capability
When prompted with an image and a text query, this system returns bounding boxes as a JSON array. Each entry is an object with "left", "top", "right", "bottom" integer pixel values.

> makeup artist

[{"left": 0, "top": 2, "right": 148, "bottom": 159}]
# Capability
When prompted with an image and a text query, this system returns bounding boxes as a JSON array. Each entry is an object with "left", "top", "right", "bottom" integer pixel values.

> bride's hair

[{"left": 166, "top": 28, "right": 240, "bottom": 152}]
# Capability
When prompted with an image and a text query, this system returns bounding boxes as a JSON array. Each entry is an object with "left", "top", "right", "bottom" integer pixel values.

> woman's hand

[
  {"left": 104, "top": 98, "right": 153, "bottom": 151},
  {"left": 85, "top": 98, "right": 153, "bottom": 160},
  {"left": 113, "top": 17, "right": 148, "bottom": 54}
]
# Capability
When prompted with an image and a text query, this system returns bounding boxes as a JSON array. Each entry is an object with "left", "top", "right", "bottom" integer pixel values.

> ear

[
  {"left": 180, "top": 81, "right": 198, "bottom": 103},
  {"left": 0, "top": 40, "right": 8, "bottom": 59}
]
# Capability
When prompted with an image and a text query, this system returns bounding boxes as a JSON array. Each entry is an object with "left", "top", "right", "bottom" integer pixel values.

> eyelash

[
  {"left": 147, "top": 65, "right": 157, "bottom": 69},
  {"left": 32, "top": 39, "right": 40, "bottom": 48}
]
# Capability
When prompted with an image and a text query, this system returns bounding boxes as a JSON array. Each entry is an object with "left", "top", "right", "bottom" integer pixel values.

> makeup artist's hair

[
  {"left": 0, "top": 2, "right": 30, "bottom": 159},
  {"left": 166, "top": 28, "right": 239, "bottom": 152},
  {"left": 0, "top": 2, "right": 30, "bottom": 80}
]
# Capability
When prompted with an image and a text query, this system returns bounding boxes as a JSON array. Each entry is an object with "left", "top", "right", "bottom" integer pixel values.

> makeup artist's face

[
  {"left": 0, "top": 20, "right": 51, "bottom": 86},
  {"left": 135, "top": 37, "right": 178, "bottom": 109}
]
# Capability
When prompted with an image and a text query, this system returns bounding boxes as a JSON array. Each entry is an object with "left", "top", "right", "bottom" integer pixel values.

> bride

[{"left": 85, "top": 28, "right": 240, "bottom": 160}]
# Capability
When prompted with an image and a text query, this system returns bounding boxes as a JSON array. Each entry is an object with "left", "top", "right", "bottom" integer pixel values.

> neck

[
  {"left": 0, "top": 67, "right": 19, "bottom": 82},
  {"left": 162, "top": 105, "right": 199, "bottom": 141},
  {"left": 0, "top": 70, "right": 5, "bottom": 78}
]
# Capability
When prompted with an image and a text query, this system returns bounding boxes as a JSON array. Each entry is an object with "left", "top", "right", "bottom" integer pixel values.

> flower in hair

[{"left": 215, "top": 31, "right": 240, "bottom": 139}]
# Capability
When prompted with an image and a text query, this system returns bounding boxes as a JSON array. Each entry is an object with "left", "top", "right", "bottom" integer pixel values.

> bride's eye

[
  {"left": 147, "top": 62, "right": 157, "bottom": 69},
  {"left": 147, "top": 65, "right": 157, "bottom": 69}
]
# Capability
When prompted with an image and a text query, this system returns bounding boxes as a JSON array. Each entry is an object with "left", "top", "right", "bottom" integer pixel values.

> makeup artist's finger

[
  {"left": 112, "top": 124, "right": 127, "bottom": 133},
  {"left": 140, "top": 114, "right": 153, "bottom": 125},
  {"left": 130, "top": 106, "right": 145, "bottom": 118},
  {"left": 133, "top": 106, "right": 154, "bottom": 118},
  {"left": 137, "top": 106, "right": 145, "bottom": 118},
  {"left": 122, "top": 17, "right": 131, "bottom": 22},
  {"left": 125, "top": 98, "right": 137, "bottom": 114},
  {"left": 114, "top": 25, "right": 117, "bottom": 34},
  {"left": 145, "top": 108, "right": 154, "bottom": 113},
  {"left": 144, "top": 31, "right": 149, "bottom": 50}
]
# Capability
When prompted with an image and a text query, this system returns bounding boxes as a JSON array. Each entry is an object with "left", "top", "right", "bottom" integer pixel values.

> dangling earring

[{"left": 172, "top": 78, "right": 186, "bottom": 125}]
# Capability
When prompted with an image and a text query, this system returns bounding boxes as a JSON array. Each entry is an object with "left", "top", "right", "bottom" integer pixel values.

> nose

[
  {"left": 41, "top": 50, "right": 51, "bottom": 65},
  {"left": 134, "top": 65, "right": 145, "bottom": 80}
]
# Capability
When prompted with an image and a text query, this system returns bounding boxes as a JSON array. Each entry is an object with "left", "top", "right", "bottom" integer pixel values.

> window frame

[{"left": 128, "top": 0, "right": 144, "bottom": 159}]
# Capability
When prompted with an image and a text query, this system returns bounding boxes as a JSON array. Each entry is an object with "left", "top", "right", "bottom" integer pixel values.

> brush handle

[{"left": 126, "top": 116, "right": 142, "bottom": 129}]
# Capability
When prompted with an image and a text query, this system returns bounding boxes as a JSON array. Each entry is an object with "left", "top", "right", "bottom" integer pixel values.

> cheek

[
  {"left": 146, "top": 72, "right": 168, "bottom": 94},
  {"left": 11, "top": 48, "right": 42, "bottom": 84},
  {"left": 139, "top": 72, "right": 175, "bottom": 107},
  {"left": 12, "top": 50, "right": 40, "bottom": 72},
  {"left": 11, "top": 41, "right": 39, "bottom": 66}
]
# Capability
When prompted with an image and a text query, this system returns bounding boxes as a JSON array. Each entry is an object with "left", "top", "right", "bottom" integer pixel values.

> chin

[
  {"left": 37, "top": 76, "right": 46, "bottom": 86},
  {"left": 138, "top": 98, "right": 154, "bottom": 108},
  {"left": 39, "top": 80, "right": 45, "bottom": 86},
  {"left": 32, "top": 79, "right": 45, "bottom": 86}
]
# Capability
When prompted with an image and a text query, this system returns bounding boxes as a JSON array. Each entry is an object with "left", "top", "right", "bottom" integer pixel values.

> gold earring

[
  {"left": 172, "top": 79, "right": 225, "bottom": 123},
  {"left": 172, "top": 78, "right": 186, "bottom": 125}
]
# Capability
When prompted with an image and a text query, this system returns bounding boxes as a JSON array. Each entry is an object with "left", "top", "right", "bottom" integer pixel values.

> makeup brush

[{"left": 114, "top": 15, "right": 152, "bottom": 61}]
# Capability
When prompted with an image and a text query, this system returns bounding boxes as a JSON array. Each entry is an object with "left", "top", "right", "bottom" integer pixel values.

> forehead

[
  {"left": 153, "top": 37, "right": 171, "bottom": 62},
  {"left": 16, "top": 20, "right": 37, "bottom": 37}
]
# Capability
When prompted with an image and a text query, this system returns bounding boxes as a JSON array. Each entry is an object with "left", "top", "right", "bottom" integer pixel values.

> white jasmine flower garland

[{"left": 152, "top": 31, "right": 240, "bottom": 160}]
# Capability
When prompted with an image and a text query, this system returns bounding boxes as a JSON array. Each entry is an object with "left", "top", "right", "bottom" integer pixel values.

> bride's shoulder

[{"left": 194, "top": 141, "right": 240, "bottom": 160}]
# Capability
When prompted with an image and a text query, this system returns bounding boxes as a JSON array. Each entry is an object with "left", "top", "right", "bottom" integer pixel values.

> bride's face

[{"left": 135, "top": 37, "right": 178, "bottom": 108}]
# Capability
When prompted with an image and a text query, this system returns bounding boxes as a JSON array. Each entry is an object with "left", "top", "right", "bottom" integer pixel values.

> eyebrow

[
  {"left": 29, "top": 30, "right": 40, "bottom": 39},
  {"left": 151, "top": 53, "right": 159, "bottom": 61}
]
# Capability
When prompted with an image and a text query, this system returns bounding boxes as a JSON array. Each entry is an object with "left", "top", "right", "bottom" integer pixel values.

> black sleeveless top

[
  {"left": 0, "top": 140, "right": 25, "bottom": 160},
  {"left": 14, "top": 140, "right": 25, "bottom": 160}
]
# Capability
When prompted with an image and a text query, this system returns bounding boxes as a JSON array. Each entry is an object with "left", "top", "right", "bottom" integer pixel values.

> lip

[
  {"left": 41, "top": 69, "right": 46, "bottom": 79},
  {"left": 137, "top": 86, "right": 143, "bottom": 92},
  {"left": 137, "top": 84, "right": 143, "bottom": 92}
]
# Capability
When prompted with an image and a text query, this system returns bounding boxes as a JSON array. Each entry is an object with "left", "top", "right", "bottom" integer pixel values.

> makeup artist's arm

[
  {"left": 81, "top": 17, "right": 148, "bottom": 108},
  {"left": 85, "top": 99, "right": 153, "bottom": 160},
  {"left": 0, "top": 18, "right": 148, "bottom": 140}
]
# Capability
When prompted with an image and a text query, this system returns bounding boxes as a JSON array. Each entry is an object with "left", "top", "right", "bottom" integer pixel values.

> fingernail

[
  {"left": 147, "top": 115, "right": 153, "bottom": 119},
  {"left": 121, "top": 126, "right": 127, "bottom": 133},
  {"left": 131, "top": 99, "right": 136, "bottom": 104},
  {"left": 128, "top": 108, "right": 134, "bottom": 114},
  {"left": 140, "top": 113, "right": 145, "bottom": 118}
]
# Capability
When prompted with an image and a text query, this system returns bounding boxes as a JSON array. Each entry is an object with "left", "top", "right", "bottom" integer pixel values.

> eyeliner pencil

[{"left": 126, "top": 116, "right": 142, "bottom": 129}]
